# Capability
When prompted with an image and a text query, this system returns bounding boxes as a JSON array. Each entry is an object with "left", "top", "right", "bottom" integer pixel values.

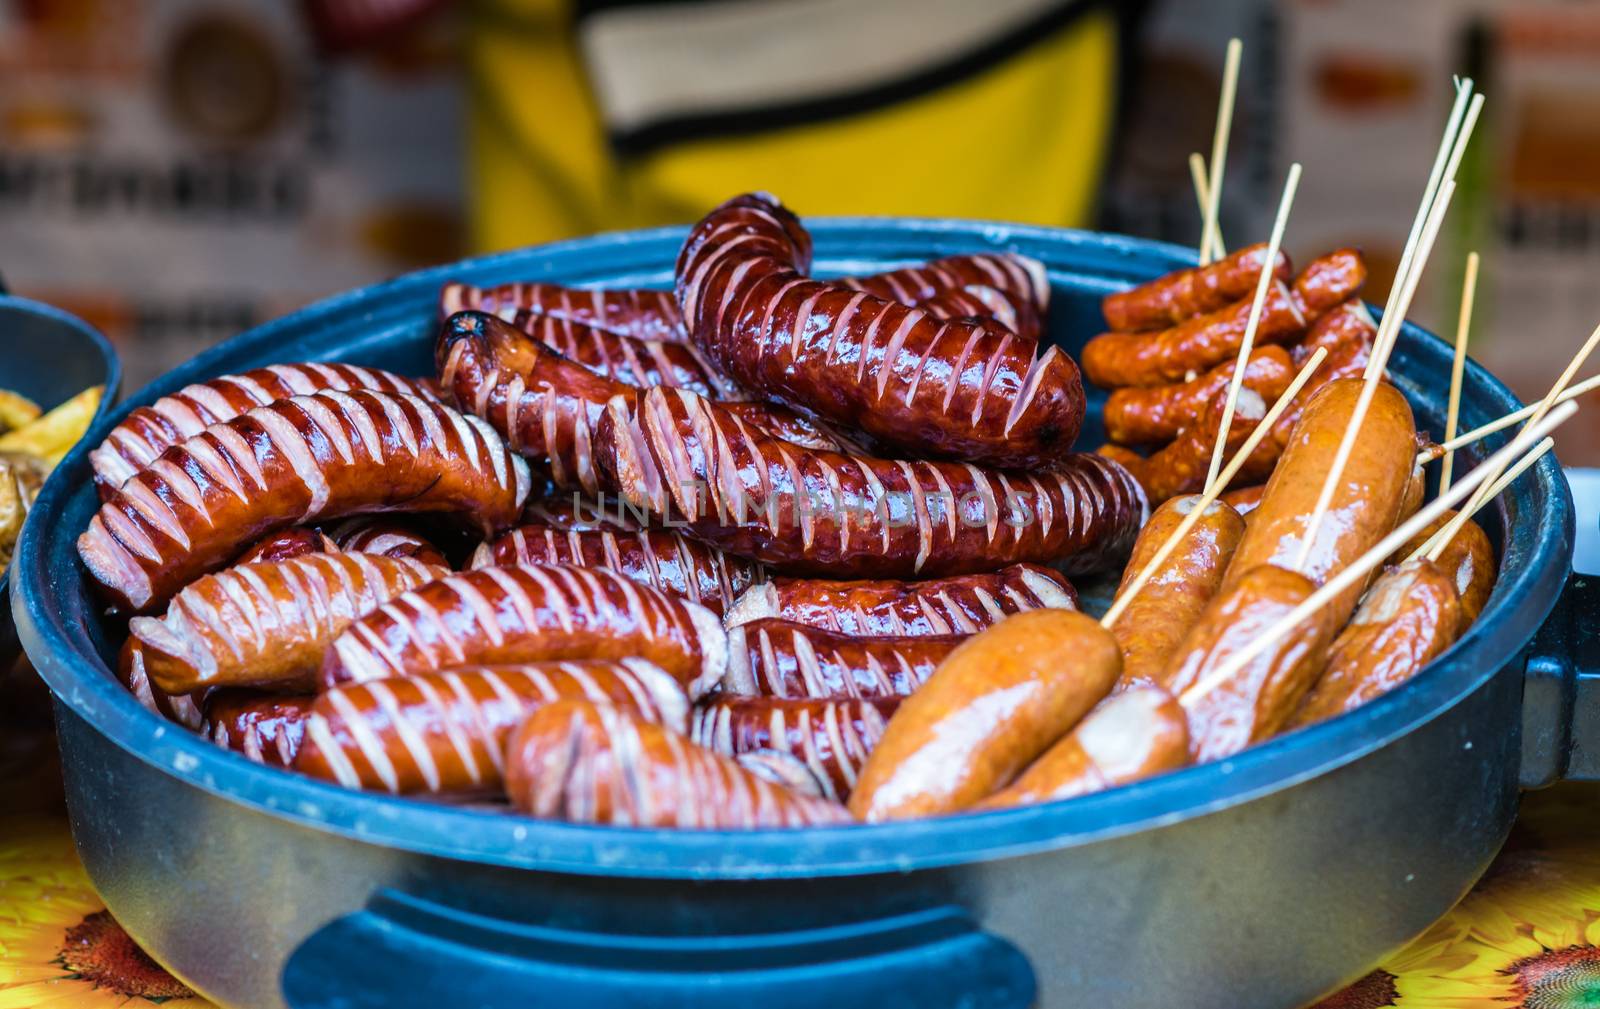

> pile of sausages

[
  {"left": 77, "top": 193, "right": 1157, "bottom": 828},
  {"left": 1086, "top": 244, "right": 1379, "bottom": 507}
]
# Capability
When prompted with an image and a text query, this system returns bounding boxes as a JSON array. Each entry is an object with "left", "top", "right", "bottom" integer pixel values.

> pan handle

[
  {"left": 1520, "top": 572, "right": 1600, "bottom": 786},
  {"left": 281, "top": 888, "right": 1035, "bottom": 1009}
]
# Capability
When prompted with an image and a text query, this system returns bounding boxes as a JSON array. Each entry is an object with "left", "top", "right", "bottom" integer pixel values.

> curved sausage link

[
  {"left": 692, "top": 695, "right": 899, "bottom": 802},
  {"left": 89, "top": 363, "right": 437, "bottom": 494},
  {"left": 849, "top": 609, "right": 1121, "bottom": 821},
  {"left": 469, "top": 523, "right": 762, "bottom": 616},
  {"left": 722, "top": 619, "right": 963, "bottom": 699},
  {"left": 202, "top": 690, "right": 313, "bottom": 767},
  {"left": 1105, "top": 384, "right": 1273, "bottom": 504},
  {"left": 78, "top": 390, "right": 530, "bottom": 614},
  {"left": 1102, "top": 243, "right": 1292, "bottom": 332},
  {"left": 1110, "top": 495, "right": 1246, "bottom": 690},
  {"left": 436, "top": 311, "right": 843, "bottom": 495},
  {"left": 296, "top": 659, "right": 688, "bottom": 796},
  {"left": 978, "top": 686, "right": 1190, "bottom": 807},
  {"left": 676, "top": 193, "right": 1084, "bottom": 467},
  {"left": 508, "top": 310, "right": 739, "bottom": 398},
  {"left": 1291, "top": 249, "right": 1367, "bottom": 315},
  {"left": 724, "top": 563, "right": 1076, "bottom": 636},
  {"left": 117, "top": 637, "right": 203, "bottom": 729},
  {"left": 839, "top": 252, "right": 1049, "bottom": 315},
  {"left": 1161, "top": 564, "right": 1341, "bottom": 761},
  {"left": 131, "top": 553, "right": 446, "bottom": 694},
  {"left": 236, "top": 527, "right": 338, "bottom": 565},
  {"left": 1392, "top": 511, "right": 1496, "bottom": 631},
  {"left": 504, "top": 700, "right": 851, "bottom": 827},
  {"left": 1103, "top": 344, "right": 1294, "bottom": 446},
  {"left": 326, "top": 517, "right": 450, "bottom": 567},
  {"left": 1286, "top": 559, "right": 1461, "bottom": 729},
  {"left": 441, "top": 281, "right": 686, "bottom": 343},
  {"left": 318, "top": 562, "right": 727, "bottom": 700},
  {"left": 600, "top": 386, "right": 1146, "bottom": 579},
  {"left": 907, "top": 284, "right": 1042, "bottom": 344},
  {"left": 521, "top": 489, "right": 650, "bottom": 532}
]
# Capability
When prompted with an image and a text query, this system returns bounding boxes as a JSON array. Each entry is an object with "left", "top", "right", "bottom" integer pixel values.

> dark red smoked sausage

[
  {"left": 507, "top": 310, "right": 738, "bottom": 398},
  {"left": 724, "top": 563, "right": 1076, "bottom": 636},
  {"left": 235, "top": 527, "right": 337, "bottom": 565},
  {"left": 469, "top": 523, "right": 762, "bottom": 616},
  {"left": 1103, "top": 344, "right": 1294, "bottom": 446},
  {"left": 326, "top": 517, "right": 451, "bottom": 568},
  {"left": 77, "top": 390, "right": 530, "bottom": 614},
  {"left": 599, "top": 386, "right": 1146, "bottom": 579},
  {"left": 1102, "top": 243, "right": 1292, "bottom": 332},
  {"left": 692, "top": 695, "right": 899, "bottom": 801},
  {"left": 676, "top": 193, "right": 1084, "bottom": 467},
  {"left": 202, "top": 691, "right": 313, "bottom": 767},
  {"left": 721, "top": 619, "right": 963, "bottom": 699}
]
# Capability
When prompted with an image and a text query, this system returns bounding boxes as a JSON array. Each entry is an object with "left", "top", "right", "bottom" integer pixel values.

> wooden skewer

[
  {"left": 1365, "top": 78, "right": 1475, "bottom": 381},
  {"left": 1426, "top": 373, "right": 1600, "bottom": 458},
  {"left": 1451, "top": 317, "right": 1600, "bottom": 534},
  {"left": 1292, "top": 178, "right": 1457, "bottom": 571},
  {"left": 1189, "top": 153, "right": 1226, "bottom": 260},
  {"left": 1409, "top": 438, "right": 1554, "bottom": 564},
  {"left": 1199, "top": 38, "right": 1243, "bottom": 268},
  {"left": 1100, "top": 346, "right": 1329, "bottom": 629},
  {"left": 1440, "top": 251, "right": 1480, "bottom": 492},
  {"left": 1204, "top": 163, "right": 1303, "bottom": 491},
  {"left": 1178, "top": 400, "right": 1578, "bottom": 707}
]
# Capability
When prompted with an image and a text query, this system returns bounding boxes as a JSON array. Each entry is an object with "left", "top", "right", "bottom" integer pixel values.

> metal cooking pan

[{"left": 13, "top": 221, "right": 1595, "bottom": 1009}]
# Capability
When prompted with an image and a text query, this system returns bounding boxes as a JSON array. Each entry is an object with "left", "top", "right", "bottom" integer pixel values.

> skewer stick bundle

[
  {"left": 1409, "top": 438, "right": 1554, "bottom": 564},
  {"left": 1199, "top": 39, "right": 1243, "bottom": 267},
  {"left": 1428, "top": 373, "right": 1600, "bottom": 458},
  {"left": 1189, "top": 154, "right": 1226, "bottom": 260},
  {"left": 1440, "top": 251, "right": 1480, "bottom": 493}
]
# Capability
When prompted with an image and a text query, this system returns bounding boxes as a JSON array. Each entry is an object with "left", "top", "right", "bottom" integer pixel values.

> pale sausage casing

[{"left": 848, "top": 609, "right": 1121, "bottom": 821}]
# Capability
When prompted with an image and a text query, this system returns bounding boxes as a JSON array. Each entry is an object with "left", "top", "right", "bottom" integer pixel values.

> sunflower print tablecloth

[{"left": 4, "top": 783, "right": 1600, "bottom": 1008}]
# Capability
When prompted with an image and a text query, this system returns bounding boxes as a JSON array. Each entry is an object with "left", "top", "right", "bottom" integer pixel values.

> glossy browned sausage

[
  {"left": 1103, "top": 345, "right": 1294, "bottom": 446},
  {"left": 1286, "top": 559, "right": 1461, "bottom": 729},
  {"left": 677, "top": 194, "right": 1084, "bottom": 467},
  {"left": 1161, "top": 565, "right": 1341, "bottom": 761},
  {"left": 435, "top": 311, "right": 842, "bottom": 495},
  {"left": 1220, "top": 484, "right": 1265, "bottom": 518},
  {"left": 1290, "top": 249, "right": 1368, "bottom": 315},
  {"left": 202, "top": 690, "right": 313, "bottom": 767},
  {"left": 600, "top": 386, "right": 1147, "bottom": 579},
  {"left": 914, "top": 284, "right": 1042, "bottom": 343},
  {"left": 840, "top": 253, "right": 1049, "bottom": 317},
  {"left": 1392, "top": 510, "right": 1496, "bottom": 631},
  {"left": 326, "top": 517, "right": 450, "bottom": 567},
  {"left": 978, "top": 687, "right": 1190, "bottom": 807},
  {"left": 1223, "top": 378, "right": 1416, "bottom": 623},
  {"left": 1109, "top": 495, "right": 1246, "bottom": 689},
  {"left": 469, "top": 523, "right": 762, "bottom": 616},
  {"left": 318, "top": 563, "right": 728, "bottom": 700},
  {"left": 724, "top": 563, "right": 1076, "bottom": 636},
  {"left": 295, "top": 660, "right": 688, "bottom": 795},
  {"left": 131, "top": 553, "right": 446, "bottom": 694},
  {"left": 235, "top": 527, "right": 337, "bottom": 565},
  {"left": 88, "top": 363, "right": 438, "bottom": 494},
  {"left": 504, "top": 700, "right": 851, "bottom": 827},
  {"left": 848, "top": 610, "right": 1121, "bottom": 821},
  {"left": 521, "top": 489, "right": 649, "bottom": 532},
  {"left": 117, "top": 637, "right": 203, "bottom": 729},
  {"left": 692, "top": 695, "right": 899, "bottom": 801},
  {"left": 1108, "top": 384, "right": 1273, "bottom": 503},
  {"left": 509, "top": 310, "right": 737, "bottom": 397},
  {"left": 77, "top": 390, "right": 530, "bottom": 614},
  {"left": 722, "top": 619, "right": 963, "bottom": 699},
  {"left": 1101, "top": 243, "right": 1291, "bottom": 332}
]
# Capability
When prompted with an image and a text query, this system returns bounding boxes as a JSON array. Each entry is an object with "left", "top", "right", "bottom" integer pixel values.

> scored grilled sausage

[
  {"left": 521, "top": 490, "right": 649, "bottom": 532},
  {"left": 505, "top": 700, "right": 851, "bottom": 827},
  {"left": 978, "top": 687, "right": 1190, "bottom": 807},
  {"left": 318, "top": 563, "right": 728, "bottom": 700},
  {"left": 913, "top": 284, "right": 1042, "bottom": 343},
  {"left": 441, "top": 252, "right": 1048, "bottom": 345},
  {"left": 202, "top": 690, "right": 313, "bottom": 767},
  {"left": 78, "top": 390, "right": 530, "bottom": 614},
  {"left": 435, "top": 311, "right": 843, "bottom": 495},
  {"left": 676, "top": 193, "right": 1084, "bottom": 467},
  {"left": 1222, "top": 378, "right": 1416, "bottom": 624},
  {"left": 1392, "top": 511, "right": 1496, "bottom": 631},
  {"left": 1109, "top": 495, "right": 1246, "bottom": 690},
  {"left": 327, "top": 517, "right": 450, "bottom": 567},
  {"left": 692, "top": 695, "right": 899, "bottom": 801},
  {"left": 469, "top": 523, "right": 761, "bottom": 616},
  {"left": 131, "top": 553, "right": 446, "bottom": 694},
  {"left": 117, "top": 637, "right": 203, "bottom": 729},
  {"left": 1103, "top": 345, "right": 1294, "bottom": 446},
  {"left": 235, "top": 527, "right": 337, "bottom": 565},
  {"left": 724, "top": 563, "right": 1076, "bottom": 636},
  {"left": 1161, "top": 564, "right": 1341, "bottom": 762},
  {"left": 508, "top": 310, "right": 737, "bottom": 397},
  {"left": 599, "top": 386, "right": 1146, "bottom": 579},
  {"left": 1102, "top": 243, "right": 1292, "bottom": 332},
  {"left": 88, "top": 363, "right": 438, "bottom": 495},
  {"left": 1082, "top": 281, "right": 1307, "bottom": 388},
  {"left": 848, "top": 610, "right": 1121, "bottom": 821},
  {"left": 721, "top": 619, "right": 963, "bottom": 699},
  {"left": 1286, "top": 559, "right": 1461, "bottom": 729},
  {"left": 295, "top": 660, "right": 688, "bottom": 796}
]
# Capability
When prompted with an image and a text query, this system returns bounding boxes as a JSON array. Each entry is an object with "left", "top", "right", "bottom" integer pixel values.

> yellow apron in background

[{"left": 466, "top": 0, "right": 1119, "bottom": 252}]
